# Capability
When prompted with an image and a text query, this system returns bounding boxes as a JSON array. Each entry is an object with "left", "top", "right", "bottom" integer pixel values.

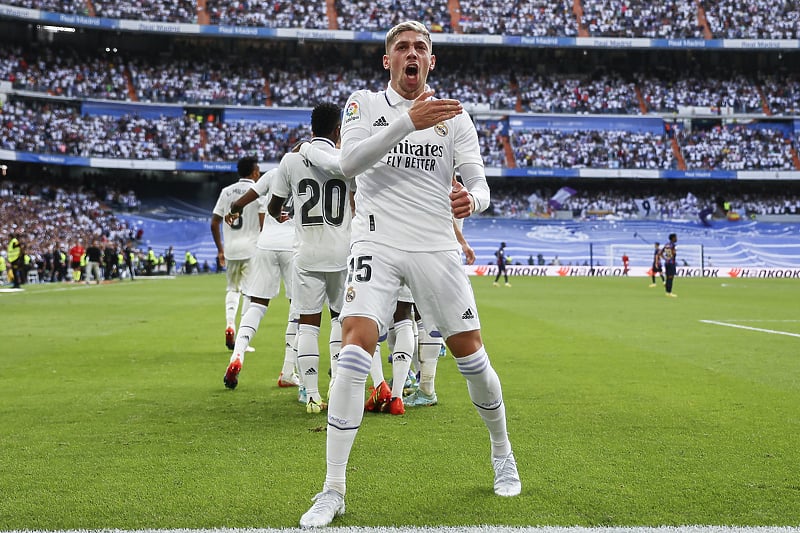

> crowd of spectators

[
  {"left": 455, "top": 0, "right": 576, "bottom": 36},
  {"left": 518, "top": 73, "right": 641, "bottom": 114},
  {"left": 0, "top": 178, "right": 136, "bottom": 265},
  {"left": 3, "top": 96, "right": 799, "bottom": 173},
  {"left": 704, "top": 0, "right": 800, "bottom": 39},
  {"left": 580, "top": 0, "right": 704, "bottom": 38},
  {"left": 93, "top": 0, "right": 197, "bottom": 23},
  {"left": 1, "top": 0, "right": 799, "bottom": 40},
  {"left": 679, "top": 125, "right": 795, "bottom": 171},
  {"left": 0, "top": 97, "right": 311, "bottom": 163},
  {"left": 128, "top": 56, "right": 268, "bottom": 106},
  {"left": 206, "top": 0, "right": 329, "bottom": 28},
  {"left": 333, "top": 1, "right": 451, "bottom": 32},
  {"left": 511, "top": 129, "right": 674, "bottom": 169},
  {"left": 638, "top": 74, "right": 766, "bottom": 114},
  {"left": 485, "top": 181, "right": 800, "bottom": 219},
  {"left": 0, "top": 45, "right": 129, "bottom": 100},
  {"left": 3, "top": 43, "right": 799, "bottom": 115}
]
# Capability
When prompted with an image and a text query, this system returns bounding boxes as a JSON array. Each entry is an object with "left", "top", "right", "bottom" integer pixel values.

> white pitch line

[
  {"left": 716, "top": 319, "right": 800, "bottom": 323},
  {"left": 700, "top": 320, "right": 800, "bottom": 338},
  {"left": 2, "top": 528, "right": 799, "bottom": 533}
]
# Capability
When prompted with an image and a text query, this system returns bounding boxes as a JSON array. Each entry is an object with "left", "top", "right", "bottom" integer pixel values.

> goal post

[{"left": 607, "top": 243, "right": 705, "bottom": 270}]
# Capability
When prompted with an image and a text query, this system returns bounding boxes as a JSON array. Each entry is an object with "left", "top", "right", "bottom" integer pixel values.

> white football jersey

[
  {"left": 212, "top": 178, "right": 259, "bottom": 260},
  {"left": 251, "top": 169, "right": 295, "bottom": 252},
  {"left": 271, "top": 138, "right": 353, "bottom": 271},
  {"left": 341, "top": 84, "right": 484, "bottom": 252}
]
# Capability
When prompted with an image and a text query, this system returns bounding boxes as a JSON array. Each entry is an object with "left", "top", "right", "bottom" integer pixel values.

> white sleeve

[
  {"left": 212, "top": 192, "right": 226, "bottom": 217},
  {"left": 458, "top": 162, "right": 490, "bottom": 214},
  {"left": 270, "top": 157, "right": 292, "bottom": 199},
  {"left": 298, "top": 143, "right": 346, "bottom": 179},
  {"left": 250, "top": 170, "right": 273, "bottom": 197},
  {"left": 339, "top": 94, "right": 416, "bottom": 178}
]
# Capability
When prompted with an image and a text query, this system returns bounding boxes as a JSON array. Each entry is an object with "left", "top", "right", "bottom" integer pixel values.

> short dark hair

[
  {"left": 311, "top": 102, "right": 342, "bottom": 138},
  {"left": 668, "top": 233, "right": 677, "bottom": 241},
  {"left": 237, "top": 156, "right": 259, "bottom": 178}
]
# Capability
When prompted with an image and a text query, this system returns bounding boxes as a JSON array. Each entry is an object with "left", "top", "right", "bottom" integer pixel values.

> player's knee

[{"left": 446, "top": 330, "right": 483, "bottom": 358}]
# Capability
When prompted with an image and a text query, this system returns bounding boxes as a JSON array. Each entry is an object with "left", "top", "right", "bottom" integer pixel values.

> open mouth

[{"left": 405, "top": 64, "right": 419, "bottom": 77}]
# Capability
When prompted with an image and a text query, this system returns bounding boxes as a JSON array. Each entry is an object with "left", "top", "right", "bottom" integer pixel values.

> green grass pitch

[{"left": 1, "top": 274, "right": 798, "bottom": 529}]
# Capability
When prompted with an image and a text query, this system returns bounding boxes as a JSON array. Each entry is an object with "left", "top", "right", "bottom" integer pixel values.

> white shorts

[
  {"left": 225, "top": 258, "right": 250, "bottom": 292},
  {"left": 292, "top": 267, "right": 347, "bottom": 316},
  {"left": 341, "top": 241, "right": 480, "bottom": 339},
  {"left": 243, "top": 248, "right": 294, "bottom": 300},
  {"left": 397, "top": 282, "right": 413, "bottom": 304}
]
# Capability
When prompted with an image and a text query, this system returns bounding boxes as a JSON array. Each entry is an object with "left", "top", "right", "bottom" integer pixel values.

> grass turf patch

[{"left": 1, "top": 275, "right": 798, "bottom": 529}]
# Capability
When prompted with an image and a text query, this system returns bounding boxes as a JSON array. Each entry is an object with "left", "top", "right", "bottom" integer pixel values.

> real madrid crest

[
  {"left": 434, "top": 122, "right": 448, "bottom": 137},
  {"left": 345, "top": 285, "right": 356, "bottom": 302}
]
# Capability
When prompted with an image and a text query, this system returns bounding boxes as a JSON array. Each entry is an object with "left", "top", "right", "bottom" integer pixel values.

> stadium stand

[{"left": 1, "top": 1, "right": 799, "bottom": 271}]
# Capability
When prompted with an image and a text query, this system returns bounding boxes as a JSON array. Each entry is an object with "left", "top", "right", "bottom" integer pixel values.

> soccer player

[
  {"left": 621, "top": 252, "right": 630, "bottom": 276},
  {"left": 298, "top": 20, "right": 520, "bottom": 529},
  {"left": 649, "top": 242, "right": 665, "bottom": 287},
  {"left": 364, "top": 296, "right": 416, "bottom": 415},
  {"left": 493, "top": 241, "right": 510, "bottom": 287},
  {"left": 660, "top": 233, "right": 678, "bottom": 297},
  {"left": 267, "top": 102, "right": 353, "bottom": 414},
  {"left": 211, "top": 157, "right": 262, "bottom": 350},
  {"left": 223, "top": 167, "right": 299, "bottom": 390},
  {"left": 405, "top": 216, "right": 476, "bottom": 409}
]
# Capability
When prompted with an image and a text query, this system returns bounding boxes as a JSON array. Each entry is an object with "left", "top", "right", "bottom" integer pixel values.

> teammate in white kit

[
  {"left": 211, "top": 157, "right": 262, "bottom": 351},
  {"left": 267, "top": 102, "right": 353, "bottom": 415},
  {"left": 299, "top": 20, "right": 521, "bottom": 529},
  {"left": 223, "top": 168, "right": 300, "bottom": 390}
]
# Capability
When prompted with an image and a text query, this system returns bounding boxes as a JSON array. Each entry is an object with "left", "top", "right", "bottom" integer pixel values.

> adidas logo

[
  {"left": 304, "top": 368, "right": 318, "bottom": 376},
  {"left": 461, "top": 308, "right": 475, "bottom": 320},
  {"left": 392, "top": 352, "right": 409, "bottom": 362},
  {"left": 373, "top": 116, "right": 389, "bottom": 127}
]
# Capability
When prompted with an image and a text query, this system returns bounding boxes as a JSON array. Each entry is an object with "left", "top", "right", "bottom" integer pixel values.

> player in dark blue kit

[
  {"left": 660, "top": 234, "right": 678, "bottom": 297},
  {"left": 493, "top": 241, "right": 510, "bottom": 287},
  {"left": 649, "top": 241, "right": 665, "bottom": 287}
]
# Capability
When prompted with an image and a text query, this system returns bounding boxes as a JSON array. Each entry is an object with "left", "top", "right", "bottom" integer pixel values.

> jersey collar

[
  {"left": 385, "top": 83, "right": 433, "bottom": 107},
  {"left": 309, "top": 137, "right": 336, "bottom": 149}
]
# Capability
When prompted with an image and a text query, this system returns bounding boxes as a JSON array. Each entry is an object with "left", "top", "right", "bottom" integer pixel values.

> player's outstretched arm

[
  {"left": 210, "top": 214, "right": 226, "bottom": 268},
  {"left": 339, "top": 90, "right": 462, "bottom": 179},
  {"left": 299, "top": 143, "right": 347, "bottom": 179},
  {"left": 225, "top": 188, "right": 260, "bottom": 225},
  {"left": 408, "top": 90, "right": 463, "bottom": 130},
  {"left": 450, "top": 163, "right": 490, "bottom": 219},
  {"left": 453, "top": 220, "right": 475, "bottom": 265},
  {"left": 267, "top": 194, "right": 288, "bottom": 222}
]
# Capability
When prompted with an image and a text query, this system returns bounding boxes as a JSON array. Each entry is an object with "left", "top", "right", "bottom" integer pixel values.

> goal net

[{"left": 607, "top": 243, "right": 705, "bottom": 268}]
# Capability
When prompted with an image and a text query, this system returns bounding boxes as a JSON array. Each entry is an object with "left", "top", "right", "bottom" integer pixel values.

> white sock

[
  {"left": 281, "top": 320, "right": 298, "bottom": 377},
  {"left": 324, "top": 344, "right": 372, "bottom": 496},
  {"left": 386, "top": 325, "right": 396, "bottom": 355},
  {"left": 455, "top": 347, "right": 511, "bottom": 458},
  {"left": 418, "top": 324, "right": 442, "bottom": 396},
  {"left": 297, "top": 324, "right": 322, "bottom": 402},
  {"left": 390, "top": 319, "right": 414, "bottom": 398},
  {"left": 241, "top": 294, "right": 251, "bottom": 317},
  {"left": 329, "top": 317, "right": 342, "bottom": 381},
  {"left": 411, "top": 318, "right": 420, "bottom": 375},
  {"left": 225, "top": 290, "right": 240, "bottom": 327},
  {"left": 232, "top": 303, "right": 267, "bottom": 363},
  {"left": 369, "top": 343, "right": 385, "bottom": 386}
]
